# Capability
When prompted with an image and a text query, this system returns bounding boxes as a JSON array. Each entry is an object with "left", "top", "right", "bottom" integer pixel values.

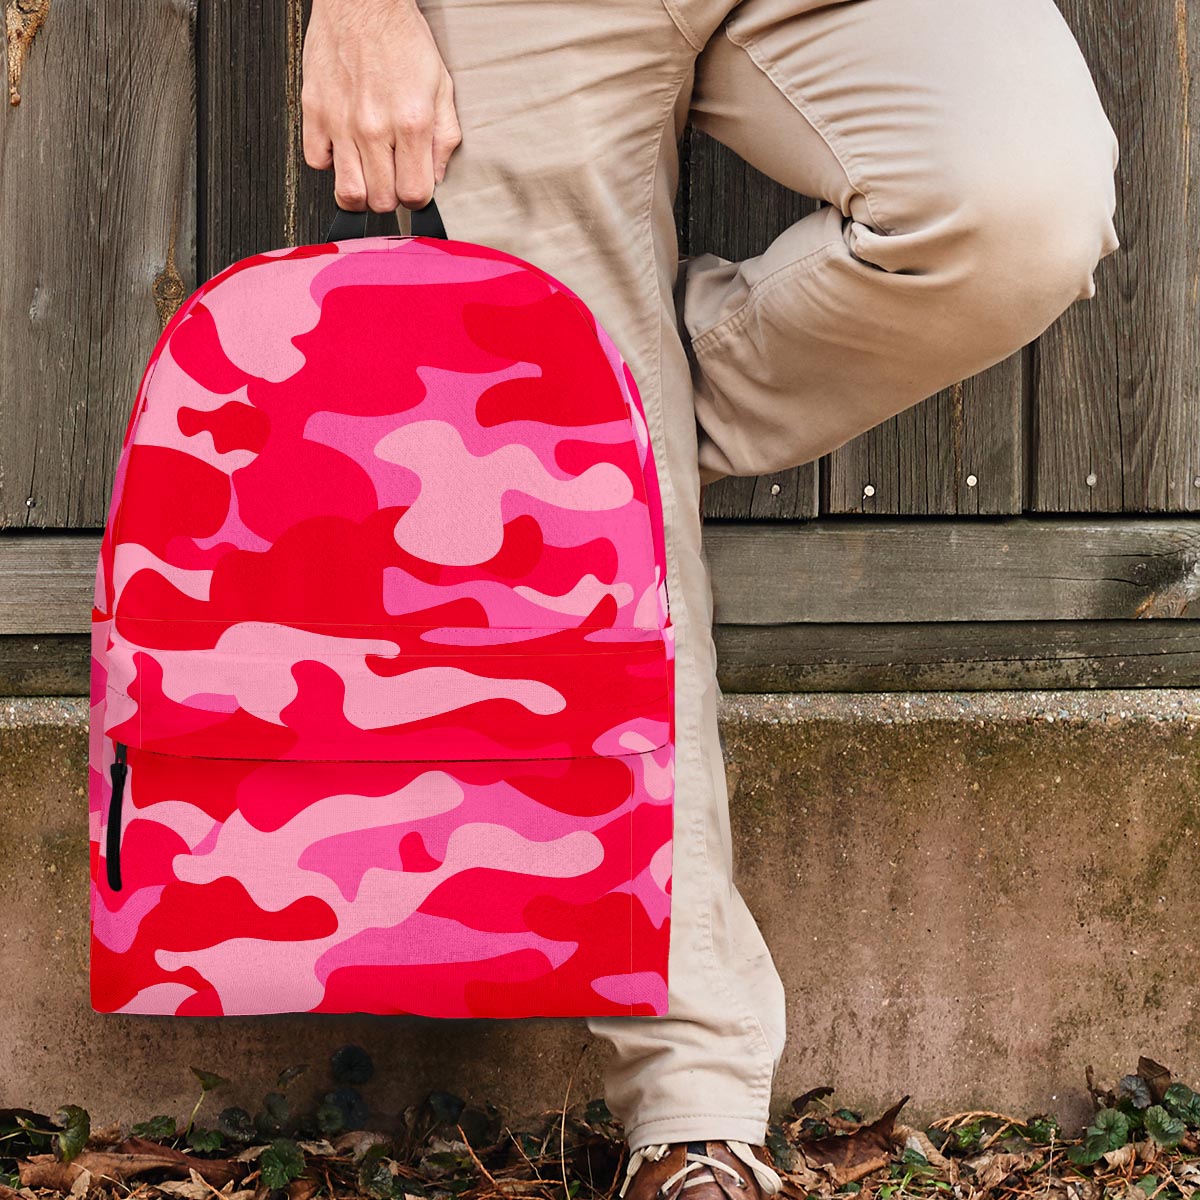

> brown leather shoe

[{"left": 618, "top": 1140, "right": 784, "bottom": 1200}]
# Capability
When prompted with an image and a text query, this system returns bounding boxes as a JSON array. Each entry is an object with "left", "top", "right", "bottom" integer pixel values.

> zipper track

[{"left": 105, "top": 740, "right": 128, "bottom": 892}]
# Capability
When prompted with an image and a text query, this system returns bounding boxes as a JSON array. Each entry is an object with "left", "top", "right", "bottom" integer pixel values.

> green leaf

[
  {"left": 315, "top": 1101, "right": 345, "bottom": 1137},
  {"left": 260, "top": 1138, "right": 306, "bottom": 1190},
  {"left": 1163, "top": 1084, "right": 1200, "bottom": 1126},
  {"left": 132, "top": 1115, "right": 177, "bottom": 1141},
  {"left": 1067, "top": 1141, "right": 1105, "bottom": 1167},
  {"left": 52, "top": 1107, "right": 90, "bottom": 1164},
  {"left": 255, "top": 1093, "right": 289, "bottom": 1139},
  {"left": 217, "top": 1107, "right": 256, "bottom": 1145},
  {"left": 1091, "top": 1108, "right": 1131, "bottom": 1150},
  {"left": 1120, "top": 1076, "right": 1154, "bottom": 1110},
  {"left": 1137, "top": 1177, "right": 1160, "bottom": 1194},
  {"left": 1068, "top": 1109, "right": 1130, "bottom": 1167},
  {"left": 952, "top": 1122, "right": 983, "bottom": 1152},
  {"left": 187, "top": 1128, "right": 224, "bottom": 1153},
  {"left": 191, "top": 1068, "right": 230, "bottom": 1094},
  {"left": 1145, "top": 1106, "right": 1186, "bottom": 1149},
  {"left": 358, "top": 1145, "right": 396, "bottom": 1200},
  {"left": 1023, "top": 1116, "right": 1062, "bottom": 1145}
]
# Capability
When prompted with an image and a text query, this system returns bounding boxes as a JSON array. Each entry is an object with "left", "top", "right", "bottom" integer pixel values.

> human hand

[{"left": 301, "top": 0, "right": 462, "bottom": 212}]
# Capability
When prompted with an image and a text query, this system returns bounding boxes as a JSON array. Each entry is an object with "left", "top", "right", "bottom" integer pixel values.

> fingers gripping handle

[{"left": 325, "top": 195, "right": 447, "bottom": 243}]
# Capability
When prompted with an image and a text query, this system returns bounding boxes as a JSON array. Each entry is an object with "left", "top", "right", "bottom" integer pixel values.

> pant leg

[
  {"left": 680, "top": 0, "right": 1122, "bottom": 485},
  {"left": 414, "top": 0, "right": 788, "bottom": 1150}
]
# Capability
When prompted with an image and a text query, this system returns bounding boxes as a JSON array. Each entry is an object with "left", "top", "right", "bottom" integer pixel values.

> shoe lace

[{"left": 618, "top": 1142, "right": 783, "bottom": 1199}]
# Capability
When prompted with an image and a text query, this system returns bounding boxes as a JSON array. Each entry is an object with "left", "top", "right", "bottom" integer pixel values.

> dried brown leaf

[
  {"left": 1138, "top": 1057, "right": 1173, "bottom": 1105},
  {"left": 799, "top": 1097, "right": 908, "bottom": 1187},
  {"left": 893, "top": 1124, "right": 951, "bottom": 1169}
]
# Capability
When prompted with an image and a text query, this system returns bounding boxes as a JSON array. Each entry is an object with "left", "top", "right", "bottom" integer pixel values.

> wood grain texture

[
  {"left": 0, "top": 0, "right": 196, "bottom": 529},
  {"left": 10, "top": 520, "right": 1200, "bottom": 635},
  {"left": 199, "top": 0, "right": 336, "bottom": 277},
  {"left": 0, "top": 634, "right": 88, "bottom": 695},
  {"left": 823, "top": 354, "right": 1025, "bottom": 517},
  {"left": 1033, "top": 0, "right": 1199, "bottom": 513},
  {"left": 714, "top": 619, "right": 1200, "bottom": 692},
  {"left": 0, "top": 536, "right": 98, "bottom": 633},
  {"left": 7, "top": 619, "right": 1200, "bottom": 697},
  {"left": 703, "top": 518, "right": 1200, "bottom": 624}
]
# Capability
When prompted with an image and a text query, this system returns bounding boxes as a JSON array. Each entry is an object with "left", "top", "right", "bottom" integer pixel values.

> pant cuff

[{"left": 623, "top": 1112, "right": 770, "bottom": 1152}]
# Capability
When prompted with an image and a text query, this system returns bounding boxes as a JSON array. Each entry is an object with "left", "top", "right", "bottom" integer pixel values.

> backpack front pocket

[{"left": 91, "top": 619, "right": 673, "bottom": 1020}]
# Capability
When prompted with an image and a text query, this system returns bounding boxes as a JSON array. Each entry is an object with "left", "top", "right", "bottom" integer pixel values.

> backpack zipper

[{"left": 106, "top": 741, "right": 128, "bottom": 892}]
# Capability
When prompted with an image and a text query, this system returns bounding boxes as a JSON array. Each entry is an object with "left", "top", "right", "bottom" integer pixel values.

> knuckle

[
  {"left": 335, "top": 185, "right": 368, "bottom": 209},
  {"left": 356, "top": 115, "right": 391, "bottom": 142},
  {"left": 395, "top": 106, "right": 434, "bottom": 134},
  {"left": 398, "top": 187, "right": 433, "bottom": 208},
  {"left": 369, "top": 192, "right": 399, "bottom": 213}
]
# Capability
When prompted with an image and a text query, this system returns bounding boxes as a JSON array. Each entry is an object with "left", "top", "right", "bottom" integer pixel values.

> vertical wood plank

[
  {"left": 686, "top": 131, "right": 821, "bottom": 520},
  {"left": 199, "top": 0, "right": 383, "bottom": 281},
  {"left": 1033, "top": 0, "right": 1199, "bottom": 513},
  {"left": 0, "top": 0, "right": 196, "bottom": 528},
  {"left": 824, "top": 354, "right": 1025, "bottom": 515}
]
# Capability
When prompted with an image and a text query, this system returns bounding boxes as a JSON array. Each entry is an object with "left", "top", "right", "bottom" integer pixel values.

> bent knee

[{"left": 850, "top": 125, "right": 1120, "bottom": 345}]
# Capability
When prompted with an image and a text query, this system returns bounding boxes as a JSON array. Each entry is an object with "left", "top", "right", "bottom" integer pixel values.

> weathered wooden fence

[{"left": 1, "top": 0, "right": 1198, "bottom": 691}]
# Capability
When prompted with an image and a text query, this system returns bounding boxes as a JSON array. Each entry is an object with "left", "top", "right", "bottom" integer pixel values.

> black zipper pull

[{"left": 105, "top": 741, "right": 128, "bottom": 892}]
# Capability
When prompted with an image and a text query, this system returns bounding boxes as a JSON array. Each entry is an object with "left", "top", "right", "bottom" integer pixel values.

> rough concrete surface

[{"left": 4, "top": 692, "right": 1200, "bottom": 1135}]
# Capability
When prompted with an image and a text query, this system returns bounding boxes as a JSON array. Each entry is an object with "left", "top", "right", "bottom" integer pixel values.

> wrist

[{"left": 311, "top": 0, "right": 420, "bottom": 16}]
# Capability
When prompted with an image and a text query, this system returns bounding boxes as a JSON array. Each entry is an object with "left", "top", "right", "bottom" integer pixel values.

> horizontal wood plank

[
  {"left": 5, "top": 520, "right": 1200, "bottom": 637},
  {"left": 0, "top": 636, "right": 90, "bottom": 695},
  {"left": 0, "top": 537, "right": 98, "bottom": 634},
  {"left": 714, "top": 620, "right": 1200, "bottom": 692},
  {"left": 705, "top": 519, "right": 1200, "bottom": 623},
  {"left": 7, "top": 618, "right": 1200, "bottom": 696}
]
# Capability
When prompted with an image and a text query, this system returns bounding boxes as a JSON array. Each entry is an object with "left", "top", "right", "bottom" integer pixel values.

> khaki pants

[{"left": 415, "top": 0, "right": 1120, "bottom": 1149}]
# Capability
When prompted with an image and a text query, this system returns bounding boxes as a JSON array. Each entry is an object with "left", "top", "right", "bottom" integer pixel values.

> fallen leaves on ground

[{"left": 6, "top": 1052, "right": 1200, "bottom": 1200}]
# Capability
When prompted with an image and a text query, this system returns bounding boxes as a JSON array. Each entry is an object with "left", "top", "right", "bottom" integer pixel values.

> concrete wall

[{"left": 4, "top": 691, "right": 1199, "bottom": 1134}]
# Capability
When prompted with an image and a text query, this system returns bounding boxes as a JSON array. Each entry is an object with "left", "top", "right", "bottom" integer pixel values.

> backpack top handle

[{"left": 325, "top": 195, "right": 447, "bottom": 243}]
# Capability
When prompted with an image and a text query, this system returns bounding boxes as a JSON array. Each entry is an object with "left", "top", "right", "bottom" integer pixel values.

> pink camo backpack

[{"left": 89, "top": 201, "right": 674, "bottom": 1018}]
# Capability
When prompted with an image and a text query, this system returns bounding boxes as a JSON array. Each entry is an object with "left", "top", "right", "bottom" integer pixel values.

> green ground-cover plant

[{"left": 5, "top": 1052, "right": 1200, "bottom": 1200}]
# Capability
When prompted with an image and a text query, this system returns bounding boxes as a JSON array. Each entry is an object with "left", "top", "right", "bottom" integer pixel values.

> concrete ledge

[{"left": 4, "top": 692, "right": 1200, "bottom": 1132}]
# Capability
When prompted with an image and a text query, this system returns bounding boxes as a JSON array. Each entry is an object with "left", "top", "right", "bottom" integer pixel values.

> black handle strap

[{"left": 325, "top": 196, "right": 447, "bottom": 242}]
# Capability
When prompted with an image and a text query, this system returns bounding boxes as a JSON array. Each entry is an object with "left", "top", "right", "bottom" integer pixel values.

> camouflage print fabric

[{"left": 89, "top": 235, "right": 674, "bottom": 1018}]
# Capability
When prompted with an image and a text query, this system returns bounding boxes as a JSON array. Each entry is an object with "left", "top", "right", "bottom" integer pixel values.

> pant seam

[
  {"left": 667, "top": 60, "right": 777, "bottom": 1113},
  {"left": 659, "top": 0, "right": 705, "bottom": 51},
  {"left": 594, "top": 48, "right": 776, "bottom": 1130},
  {"left": 722, "top": 25, "right": 896, "bottom": 235},
  {"left": 660, "top": 63, "right": 778, "bottom": 1111}
]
